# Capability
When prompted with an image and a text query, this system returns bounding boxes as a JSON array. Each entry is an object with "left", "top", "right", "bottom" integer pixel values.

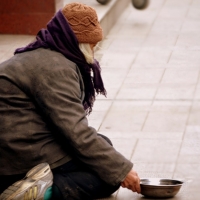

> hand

[{"left": 121, "top": 169, "right": 141, "bottom": 193}]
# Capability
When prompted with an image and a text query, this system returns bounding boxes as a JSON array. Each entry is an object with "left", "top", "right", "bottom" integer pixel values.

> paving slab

[{"left": 93, "top": 0, "right": 200, "bottom": 199}]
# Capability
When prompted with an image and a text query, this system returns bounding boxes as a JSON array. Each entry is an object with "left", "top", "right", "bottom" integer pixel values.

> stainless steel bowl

[{"left": 140, "top": 178, "right": 184, "bottom": 198}]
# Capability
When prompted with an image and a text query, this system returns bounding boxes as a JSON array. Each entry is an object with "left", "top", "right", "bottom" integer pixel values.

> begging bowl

[{"left": 140, "top": 178, "right": 184, "bottom": 198}]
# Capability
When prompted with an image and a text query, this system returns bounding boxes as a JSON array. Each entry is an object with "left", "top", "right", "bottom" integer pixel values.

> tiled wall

[{"left": 0, "top": 0, "right": 56, "bottom": 35}]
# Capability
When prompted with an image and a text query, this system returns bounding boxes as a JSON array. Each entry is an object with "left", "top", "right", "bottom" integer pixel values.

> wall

[{"left": 0, "top": 0, "right": 56, "bottom": 35}]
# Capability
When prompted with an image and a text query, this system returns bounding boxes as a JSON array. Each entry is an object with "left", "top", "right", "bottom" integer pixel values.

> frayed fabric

[{"left": 14, "top": 10, "right": 106, "bottom": 114}]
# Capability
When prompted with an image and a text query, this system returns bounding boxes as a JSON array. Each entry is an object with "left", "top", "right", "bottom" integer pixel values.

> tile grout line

[
  {"left": 97, "top": 3, "right": 133, "bottom": 132},
  {"left": 171, "top": 0, "right": 196, "bottom": 180}
]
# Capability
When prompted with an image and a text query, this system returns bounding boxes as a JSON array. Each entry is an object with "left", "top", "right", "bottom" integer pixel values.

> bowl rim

[{"left": 140, "top": 178, "right": 184, "bottom": 187}]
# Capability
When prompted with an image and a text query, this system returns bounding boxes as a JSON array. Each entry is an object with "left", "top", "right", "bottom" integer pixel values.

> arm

[{"left": 31, "top": 61, "right": 133, "bottom": 186}]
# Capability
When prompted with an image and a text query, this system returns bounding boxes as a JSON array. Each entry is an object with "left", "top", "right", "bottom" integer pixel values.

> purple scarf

[{"left": 15, "top": 10, "right": 106, "bottom": 114}]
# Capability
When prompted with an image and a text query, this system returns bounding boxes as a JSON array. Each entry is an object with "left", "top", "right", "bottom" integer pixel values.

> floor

[{"left": 0, "top": 0, "right": 200, "bottom": 199}]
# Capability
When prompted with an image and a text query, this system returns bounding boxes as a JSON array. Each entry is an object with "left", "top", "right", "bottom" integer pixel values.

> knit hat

[{"left": 62, "top": 3, "right": 103, "bottom": 44}]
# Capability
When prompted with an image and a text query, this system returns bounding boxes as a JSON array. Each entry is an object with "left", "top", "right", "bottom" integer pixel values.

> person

[{"left": 0, "top": 2, "right": 141, "bottom": 200}]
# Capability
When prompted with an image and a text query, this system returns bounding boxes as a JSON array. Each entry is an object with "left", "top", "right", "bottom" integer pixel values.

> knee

[{"left": 97, "top": 133, "right": 113, "bottom": 146}]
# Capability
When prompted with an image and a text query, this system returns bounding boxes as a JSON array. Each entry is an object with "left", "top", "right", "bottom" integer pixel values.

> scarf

[{"left": 14, "top": 10, "right": 106, "bottom": 115}]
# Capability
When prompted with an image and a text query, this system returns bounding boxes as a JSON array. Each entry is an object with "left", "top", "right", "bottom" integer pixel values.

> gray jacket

[{"left": 0, "top": 48, "right": 132, "bottom": 186}]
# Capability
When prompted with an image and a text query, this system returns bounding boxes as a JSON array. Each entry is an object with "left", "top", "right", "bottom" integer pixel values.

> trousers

[
  {"left": 52, "top": 159, "right": 120, "bottom": 200},
  {"left": 52, "top": 134, "right": 120, "bottom": 199}
]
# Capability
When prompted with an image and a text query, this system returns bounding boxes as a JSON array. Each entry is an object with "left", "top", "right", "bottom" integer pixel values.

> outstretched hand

[{"left": 121, "top": 169, "right": 141, "bottom": 193}]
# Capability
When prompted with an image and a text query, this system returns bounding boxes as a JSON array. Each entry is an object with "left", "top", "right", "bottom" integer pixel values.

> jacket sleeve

[{"left": 30, "top": 60, "right": 133, "bottom": 186}]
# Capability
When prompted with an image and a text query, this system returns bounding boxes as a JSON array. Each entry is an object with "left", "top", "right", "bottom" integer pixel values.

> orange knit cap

[{"left": 62, "top": 3, "right": 103, "bottom": 44}]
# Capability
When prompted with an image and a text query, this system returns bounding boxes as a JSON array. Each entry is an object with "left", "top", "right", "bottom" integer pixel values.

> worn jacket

[{"left": 0, "top": 48, "right": 133, "bottom": 186}]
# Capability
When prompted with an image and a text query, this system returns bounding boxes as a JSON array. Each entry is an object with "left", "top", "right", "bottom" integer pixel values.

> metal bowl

[{"left": 140, "top": 178, "right": 184, "bottom": 198}]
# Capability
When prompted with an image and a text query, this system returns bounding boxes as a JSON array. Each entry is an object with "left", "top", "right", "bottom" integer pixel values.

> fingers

[
  {"left": 121, "top": 182, "right": 125, "bottom": 188},
  {"left": 129, "top": 179, "right": 141, "bottom": 193},
  {"left": 121, "top": 169, "right": 141, "bottom": 193},
  {"left": 135, "top": 177, "right": 141, "bottom": 193},
  {"left": 128, "top": 171, "right": 141, "bottom": 193}
]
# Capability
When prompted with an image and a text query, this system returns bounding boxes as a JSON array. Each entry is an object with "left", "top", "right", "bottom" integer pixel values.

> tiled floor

[
  {"left": 92, "top": 0, "right": 200, "bottom": 199},
  {"left": 0, "top": 0, "right": 200, "bottom": 199}
]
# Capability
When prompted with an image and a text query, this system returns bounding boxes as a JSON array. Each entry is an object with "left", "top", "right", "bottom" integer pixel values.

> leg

[
  {"left": 52, "top": 160, "right": 120, "bottom": 200},
  {"left": 97, "top": 133, "right": 113, "bottom": 146}
]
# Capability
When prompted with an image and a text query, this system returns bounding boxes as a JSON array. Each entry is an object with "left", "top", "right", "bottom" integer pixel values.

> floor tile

[
  {"left": 155, "top": 84, "right": 196, "bottom": 100},
  {"left": 117, "top": 83, "right": 158, "bottom": 100},
  {"left": 99, "top": 101, "right": 149, "bottom": 132},
  {"left": 131, "top": 139, "right": 182, "bottom": 163},
  {"left": 125, "top": 68, "right": 164, "bottom": 83},
  {"left": 177, "top": 139, "right": 200, "bottom": 163},
  {"left": 142, "top": 110, "right": 188, "bottom": 132},
  {"left": 161, "top": 69, "right": 199, "bottom": 84},
  {"left": 134, "top": 47, "right": 172, "bottom": 64},
  {"left": 110, "top": 137, "right": 137, "bottom": 159}
]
